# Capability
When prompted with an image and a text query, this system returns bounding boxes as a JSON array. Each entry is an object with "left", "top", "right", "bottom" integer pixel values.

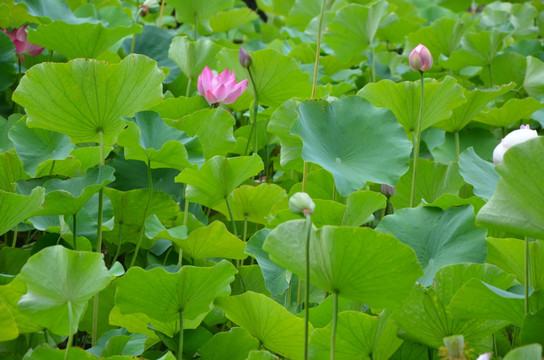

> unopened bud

[
  {"left": 143, "top": 0, "right": 160, "bottom": 13},
  {"left": 239, "top": 47, "right": 252, "bottom": 68},
  {"left": 289, "top": 192, "right": 315, "bottom": 216},
  {"left": 409, "top": 43, "right": 433, "bottom": 73},
  {"left": 381, "top": 184, "right": 395, "bottom": 198}
]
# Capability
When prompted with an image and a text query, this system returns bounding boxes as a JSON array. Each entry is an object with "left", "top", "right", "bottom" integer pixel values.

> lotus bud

[
  {"left": 476, "top": 353, "right": 492, "bottom": 360},
  {"left": 493, "top": 124, "right": 539, "bottom": 164},
  {"left": 409, "top": 43, "right": 433, "bottom": 73},
  {"left": 143, "top": 0, "right": 160, "bottom": 13},
  {"left": 289, "top": 192, "right": 315, "bottom": 216},
  {"left": 239, "top": 47, "right": 252, "bottom": 68},
  {"left": 381, "top": 184, "right": 395, "bottom": 198}
]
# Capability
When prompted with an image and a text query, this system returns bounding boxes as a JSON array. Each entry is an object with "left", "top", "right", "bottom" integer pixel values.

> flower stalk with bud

[{"left": 409, "top": 43, "right": 433, "bottom": 207}]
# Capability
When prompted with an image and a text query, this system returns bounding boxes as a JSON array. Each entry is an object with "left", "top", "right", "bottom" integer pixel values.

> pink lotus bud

[
  {"left": 197, "top": 66, "right": 248, "bottom": 105},
  {"left": 493, "top": 124, "right": 539, "bottom": 164},
  {"left": 381, "top": 184, "right": 395, "bottom": 197},
  {"left": 239, "top": 47, "right": 252, "bottom": 68},
  {"left": 2, "top": 25, "right": 44, "bottom": 59},
  {"left": 409, "top": 43, "right": 433, "bottom": 73}
]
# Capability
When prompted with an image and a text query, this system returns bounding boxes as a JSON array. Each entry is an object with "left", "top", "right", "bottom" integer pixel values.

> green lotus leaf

[
  {"left": 407, "top": 17, "right": 465, "bottom": 57},
  {"left": 0, "top": 152, "right": 28, "bottom": 192},
  {"left": 166, "top": 108, "right": 237, "bottom": 160},
  {"left": 359, "top": 76, "right": 466, "bottom": 137},
  {"left": 168, "top": 0, "right": 234, "bottom": 23},
  {"left": 0, "top": 31, "right": 16, "bottom": 92},
  {"left": 14, "top": 0, "right": 88, "bottom": 24},
  {"left": 115, "top": 260, "right": 237, "bottom": 330},
  {"left": 177, "top": 221, "right": 247, "bottom": 260},
  {"left": 176, "top": 154, "right": 263, "bottom": 208},
  {"left": 524, "top": 56, "right": 544, "bottom": 98},
  {"left": 245, "top": 229, "right": 291, "bottom": 296},
  {"left": 442, "top": 29, "right": 508, "bottom": 70},
  {"left": 475, "top": 97, "right": 544, "bottom": 128},
  {"left": 0, "top": 276, "right": 42, "bottom": 334},
  {"left": 213, "top": 184, "right": 287, "bottom": 224},
  {"left": 377, "top": 205, "right": 487, "bottom": 286},
  {"left": 292, "top": 96, "right": 412, "bottom": 196},
  {"left": 117, "top": 111, "right": 203, "bottom": 170},
  {"left": 434, "top": 83, "right": 514, "bottom": 133},
  {"left": 0, "top": 298, "right": 18, "bottom": 341},
  {"left": 390, "top": 159, "right": 465, "bottom": 210},
  {"left": 394, "top": 263, "right": 516, "bottom": 351},
  {"left": 169, "top": 37, "right": 222, "bottom": 84},
  {"left": 264, "top": 221, "right": 423, "bottom": 308},
  {"left": 198, "top": 327, "right": 259, "bottom": 360},
  {"left": 18, "top": 245, "right": 112, "bottom": 335},
  {"left": 308, "top": 311, "right": 402, "bottom": 360},
  {"left": 21, "top": 343, "right": 143, "bottom": 359},
  {"left": 150, "top": 96, "right": 209, "bottom": 121},
  {"left": 210, "top": 8, "right": 259, "bottom": 33},
  {"left": 217, "top": 48, "right": 312, "bottom": 107},
  {"left": 267, "top": 98, "right": 303, "bottom": 169},
  {"left": 520, "top": 307, "right": 544, "bottom": 347},
  {"left": 459, "top": 147, "right": 499, "bottom": 201},
  {"left": 323, "top": 1, "right": 391, "bottom": 65},
  {"left": 12, "top": 54, "right": 165, "bottom": 146},
  {"left": 0, "top": 186, "right": 44, "bottom": 236},
  {"left": 503, "top": 344, "right": 542, "bottom": 360},
  {"left": 215, "top": 291, "right": 309, "bottom": 360},
  {"left": 28, "top": 21, "right": 141, "bottom": 60},
  {"left": 476, "top": 137, "right": 544, "bottom": 238}
]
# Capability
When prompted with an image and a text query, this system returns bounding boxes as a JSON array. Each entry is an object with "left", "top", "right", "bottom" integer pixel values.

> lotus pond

[{"left": 1, "top": 0, "right": 544, "bottom": 359}]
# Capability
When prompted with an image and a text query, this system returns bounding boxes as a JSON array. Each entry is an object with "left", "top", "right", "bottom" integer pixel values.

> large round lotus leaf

[
  {"left": 215, "top": 291, "right": 310, "bottom": 360},
  {"left": 0, "top": 276, "right": 42, "bottom": 334},
  {"left": 213, "top": 184, "right": 287, "bottom": 224},
  {"left": 377, "top": 205, "right": 487, "bottom": 286},
  {"left": 477, "top": 137, "right": 544, "bottom": 239},
  {"left": 291, "top": 96, "right": 412, "bottom": 197},
  {"left": 394, "top": 263, "right": 516, "bottom": 351},
  {"left": 117, "top": 111, "right": 203, "bottom": 170},
  {"left": 169, "top": 37, "right": 222, "bottom": 83},
  {"left": 168, "top": 0, "right": 234, "bottom": 23},
  {"left": 0, "top": 298, "right": 17, "bottom": 341},
  {"left": 198, "top": 327, "right": 259, "bottom": 360},
  {"left": 0, "top": 152, "right": 28, "bottom": 192},
  {"left": 459, "top": 147, "right": 499, "bottom": 201},
  {"left": 358, "top": 76, "right": 466, "bottom": 137},
  {"left": 263, "top": 220, "right": 423, "bottom": 309},
  {"left": 217, "top": 48, "right": 312, "bottom": 107},
  {"left": 176, "top": 154, "right": 263, "bottom": 208},
  {"left": 308, "top": 311, "right": 402, "bottom": 360},
  {"left": 28, "top": 21, "right": 141, "bottom": 60},
  {"left": 115, "top": 260, "right": 236, "bottom": 330},
  {"left": 0, "top": 186, "right": 44, "bottom": 236},
  {"left": 503, "top": 344, "right": 543, "bottom": 360},
  {"left": 267, "top": 98, "right": 303, "bottom": 169},
  {"left": 407, "top": 17, "right": 465, "bottom": 58},
  {"left": 21, "top": 343, "right": 144, "bottom": 360},
  {"left": 12, "top": 54, "right": 165, "bottom": 146},
  {"left": 18, "top": 245, "right": 112, "bottom": 336},
  {"left": 475, "top": 97, "right": 544, "bottom": 128}
]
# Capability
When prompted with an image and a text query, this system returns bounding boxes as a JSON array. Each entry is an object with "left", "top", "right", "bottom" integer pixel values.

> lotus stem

[
  {"left": 11, "top": 225, "right": 18, "bottom": 248},
  {"left": 65, "top": 301, "right": 74, "bottom": 360},
  {"left": 455, "top": 131, "right": 460, "bottom": 162},
  {"left": 304, "top": 213, "right": 312, "bottom": 360},
  {"left": 158, "top": 0, "right": 166, "bottom": 27},
  {"left": 524, "top": 236, "right": 530, "bottom": 314},
  {"left": 225, "top": 195, "right": 238, "bottom": 238},
  {"left": 409, "top": 72, "right": 425, "bottom": 207},
  {"left": 111, "top": 223, "right": 123, "bottom": 266},
  {"left": 72, "top": 213, "right": 77, "bottom": 250},
  {"left": 129, "top": 159, "right": 153, "bottom": 268},
  {"left": 179, "top": 185, "right": 189, "bottom": 268},
  {"left": 178, "top": 312, "right": 184, "bottom": 360},
  {"left": 330, "top": 292, "right": 338, "bottom": 360}
]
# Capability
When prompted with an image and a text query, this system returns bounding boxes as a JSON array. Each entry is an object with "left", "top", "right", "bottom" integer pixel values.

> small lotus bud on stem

[
  {"left": 289, "top": 192, "right": 315, "bottom": 216},
  {"left": 409, "top": 44, "right": 433, "bottom": 73},
  {"left": 239, "top": 47, "right": 252, "bottom": 68}
]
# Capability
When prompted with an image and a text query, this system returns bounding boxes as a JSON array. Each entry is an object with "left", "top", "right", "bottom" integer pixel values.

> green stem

[
  {"left": 130, "top": 1, "right": 140, "bottom": 54},
  {"left": 302, "top": 162, "right": 309, "bottom": 193},
  {"left": 185, "top": 77, "right": 192, "bottom": 97},
  {"left": 524, "top": 236, "right": 530, "bottom": 314},
  {"left": 489, "top": 63, "right": 493, "bottom": 87},
  {"left": 297, "top": 278, "right": 302, "bottom": 309},
  {"left": 129, "top": 159, "right": 153, "bottom": 268},
  {"left": 72, "top": 213, "right": 77, "bottom": 251},
  {"left": 65, "top": 301, "right": 74, "bottom": 360},
  {"left": 409, "top": 72, "right": 425, "bottom": 208},
  {"left": 242, "top": 215, "right": 248, "bottom": 243},
  {"left": 11, "top": 225, "right": 18, "bottom": 248},
  {"left": 330, "top": 292, "right": 338, "bottom": 360},
  {"left": 370, "top": 43, "right": 376, "bottom": 83},
  {"left": 311, "top": 0, "right": 326, "bottom": 99},
  {"left": 179, "top": 185, "right": 190, "bottom": 268},
  {"left": 92, "top": 130, "right": 106, "bottom": 346},
  {"left": 303, "top": 214, "right": 312, "bottom": 360},
  {"left": 248, "top": 66, "right": 259, "bottom": 156},
  {"left": 178, "top": 312, "right": 184, "bottom": 360},
  {"left": 157, "top": 0, "right": 166, "bottom": 27},
  {"left": 225, "top": 196, "right": 238, "bottom": 238},
  {"left": 111, "top": 223, "right": 123, "bottom": 266},
  {"left": 454, "top": 131, "right": 460, "bottom": 162},
  {"left": 194, "top": 13, "right": 198, "bottom": 40},
  {"left": 49, "top": 160, "right": 56, "bottom": 175}
]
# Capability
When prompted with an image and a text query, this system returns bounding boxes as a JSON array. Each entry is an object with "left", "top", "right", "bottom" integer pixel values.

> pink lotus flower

[
  {"left": 197, "top": 66, "right": 248, "bottom": 105},
  {"left": 409, "top": 43, "right": 433, "bottom": 72},
  {"left": 2, "top": 25, "right": 44, "bottom": 58}
]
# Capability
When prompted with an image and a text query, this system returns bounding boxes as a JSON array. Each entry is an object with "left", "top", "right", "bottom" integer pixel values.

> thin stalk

[
  {"left": 303, "top": 0, "right": 327, "bottom": 191},
  {"left": 12, "top": 56, "right": 22, "bottom": 113},
  {"left": 130, "top": 1, "right": 141, "bottom": 54},
  {"left": 92, "top": 130, "right": 106, "bottom": 346},
  {"left": 194, "top": 13, "right": 198, "bottom": 40},
  {"left": 303, "top": 214, "right": 312, "bottom": 360},
  {"left": 65, "top": 301, "right": 74, "bottom": 360},
  {"left": 111, "top": 223, "right": 123, "bottom": 266},
  {"left": 129, "top": 159, "right": 153, "bottom": 268},
  {"left": 248, "top": 67, "right": 259, "bottom": 156},
  {"left": 11, "top": 226, "right": 18, "bottom": 248},
  {"left": 489, "top": 63, "right": 493, "bottom": 87},
  {"left": 157, "top": 0, "right": 166, "bottom": 27},
  {"left": 330, "top": 292, "right": 338, "bottom": 360},
  {"left": 225, "top": 196, "right": 238, "bottom": 237},
  {"left": 409, "top": 72, "right": 425, "bottom": 208},
  {"left": 285, "top": 279, "right": 292, "bottom": 309},
  {"left": 178, "top": 312, "right": 184, "bottom": 360},
  {"left": 524, "top": 236, "right": 530, "bottom": 314},
  {"left": 185, "top": 77, "right": 192, "bottom": 97},
  {"left": 179, "top": 186, "right": 190, "bottom": 268},
  {"left": 43, "top": 328, "right": 50, "bottom": 345},
  {"left": 242, "top": 215, "right": 248, "bottom": 243},
  {"left": 49, "top": 160, "right": 56, "bottom": 176},
  {"left": 454, "top": 131, "right": 460, "bottom": 162},
  {"left": 370, "top": 43, "right": 376, "bottom": 83},
  {"left": 72, "top": 213, "right": 77, "bottom": 250},
  {"left": 297, "top": 279, "right": 302, "bottom": 308}
]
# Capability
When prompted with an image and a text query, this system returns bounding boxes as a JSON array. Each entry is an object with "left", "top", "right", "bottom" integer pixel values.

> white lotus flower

[{"left": 492, "top": 124, "right": 538, "bottom": 164}]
